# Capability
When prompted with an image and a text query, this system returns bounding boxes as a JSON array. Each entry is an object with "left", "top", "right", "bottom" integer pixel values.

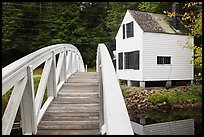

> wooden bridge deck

[{"left": 37, "top": 72, "right": 100, "bottom": 135}]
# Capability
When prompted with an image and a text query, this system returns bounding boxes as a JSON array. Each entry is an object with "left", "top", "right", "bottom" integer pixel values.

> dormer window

[
  {"left": 122, "top": 21, "right": 134, "bottom": 39},
  {"left": 126, "top": 21, "right": 134, "bottom": 38}
]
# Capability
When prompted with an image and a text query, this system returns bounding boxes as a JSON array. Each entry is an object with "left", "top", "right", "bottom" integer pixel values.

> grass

[
  {"left": 87, "top": 67, "right": 96, "bottom": 72},
  {"left": 33, "top": 67, "right": 43, "bottom": 75}
]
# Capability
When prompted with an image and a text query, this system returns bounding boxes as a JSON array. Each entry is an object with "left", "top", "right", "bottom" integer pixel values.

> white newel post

[{"left": 20, "top": 65, "right": 37, "bottom": 135}]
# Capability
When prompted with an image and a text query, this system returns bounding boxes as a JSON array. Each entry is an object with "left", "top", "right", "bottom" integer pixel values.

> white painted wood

[
  {"left": 2, "top": 77, "right": 28, "bottom": 135},
  {"left": 57, "top": 81, "right": 65, "bottom": 93},
  {"left": 97, "top": 43, "right": 134, "bottom": 135},
  {"left": 66, "top": 73, "right": 72, "bottom": 82},
  {"left": 47, "top": 51, "right": 57, "bottom": 97},
  {"left": 100, "top": 124, "right": 106, "bottom": 135},
  {"left": 67, "top": 50, "right": 73, "bottom": 75},
  {"left": 20, "top": 66, "right": 37, "bottom": 135},
  {"left": 143, "top": 32, "right": 194, "bottom": 81},
  {"left": 35, "top": 58, "right": 52, "bottom": 117},
  {"left": 60, "top": 49, "right": 67, "bottom": 82},
  {"left": 2, "top": 69, "right": 27, "bottom": 95},
  {"left": 56, "top": 52, "right": 64, "bottom": 84},
  {"left": 37, "top": 97, "right": 54, "bottom": 126},
  {"left": 115, "top": 10, "right": 144, "bottom": 81},
  {"left": 85, "top": 65, "right": 88, "bottom": 72},
  {"left": 115, "top": 10, "right": 194, "bottom": 82},
  {"left": 140, "top": 81, "right": 145, "bottom": 88},
  {"left": 2, "top": 43, "right": 85, "bottom": 135},
  {"left": 131, "top": 121, "right": 144, "bottom": 135}
]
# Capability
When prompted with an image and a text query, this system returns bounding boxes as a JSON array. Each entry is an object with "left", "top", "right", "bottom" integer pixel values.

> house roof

[{"left": 128, "top": 10, "right": 189, "bottom": 35}]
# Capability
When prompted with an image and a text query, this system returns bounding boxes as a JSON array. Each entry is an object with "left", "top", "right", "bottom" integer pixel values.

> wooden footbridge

[{"left": 2, "top": 44, "right": 133, "bottom": 135}]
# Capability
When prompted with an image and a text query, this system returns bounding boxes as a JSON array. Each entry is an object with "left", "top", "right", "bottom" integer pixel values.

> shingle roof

[{"left": 128, "top": 10, "right": 188, "bottom": 35}]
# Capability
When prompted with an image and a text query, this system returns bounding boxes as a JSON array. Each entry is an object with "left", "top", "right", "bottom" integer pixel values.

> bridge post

[
  {"left": 68, "top": 50, "right": 72, "bottom": 75},
  {"left": 47, "top": 51, "right": 57, "bottom": 97},
  {"left": 20, "top": 65, "right": 37, "bottom": 135},
  {"left": 60, "top": 48, "right": 67, "bottom": 82}
]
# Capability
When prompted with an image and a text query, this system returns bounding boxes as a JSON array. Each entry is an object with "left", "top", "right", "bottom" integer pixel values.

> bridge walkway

[{"left": 37, "top": 72, "right": 100, "bottom": 135}]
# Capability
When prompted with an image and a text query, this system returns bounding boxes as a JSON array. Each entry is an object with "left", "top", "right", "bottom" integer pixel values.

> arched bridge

[{"left": 2, "top": 43, "right": 133, "bottom": 135}]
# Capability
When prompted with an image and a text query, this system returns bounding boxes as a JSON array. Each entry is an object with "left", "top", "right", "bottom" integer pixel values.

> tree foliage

[
  {"left": 2, "top": 2, "right": 201, "bottom": 71},
  {"left": 164, "top": 2, "right": 202, "bottom": 80}
]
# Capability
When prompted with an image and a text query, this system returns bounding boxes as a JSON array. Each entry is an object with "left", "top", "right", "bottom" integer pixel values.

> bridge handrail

[
  {"left": 2, "top": 44, "right": 85, "bottom": 135},
  {"left": 96, "top": 43, "right": 134, "bottom": 135}
]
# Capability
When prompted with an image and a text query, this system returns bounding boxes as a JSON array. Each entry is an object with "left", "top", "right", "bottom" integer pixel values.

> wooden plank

[
  {"left": 49, "top": 103, "right": 99, "bottom": 107},
  {"left": 59, "top": 89, "right": 98, "bottom": 93},
  {"left": 43, "top": 112, "right": 99, "bottom": 117},
  {"left": 37, "top": 129, "right": 100, "bottom": 135},
  {"left": 46, "top": 106, "right": 99, "bottom": 113},
  {"left": 38, "top": 121, "right": 99, "bottom": 130},
  {"left": 63, "top": 82, "right": 99, "bottom": 86},
  {"left": 61, "top": 85, "right": 99, "bottom": 91},
  {"left": 41, "top": 115, "right": 99, "bottom": 121},
  {"left": 58, "top": 92, "right": 99, "bottom": 97},
  {"left": 52, "top": 97, "right": 99, "bottom": 104},
  {"left": 67, "top": 79, "right": 98, "bottom": 83}
]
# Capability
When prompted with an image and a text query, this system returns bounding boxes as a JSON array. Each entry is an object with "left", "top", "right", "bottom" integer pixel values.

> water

[{"left": 129, "top": 107, "right": 202, "bottom": 135}]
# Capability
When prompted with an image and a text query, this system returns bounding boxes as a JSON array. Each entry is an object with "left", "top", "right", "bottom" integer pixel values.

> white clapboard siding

[
  {"left": 143, "top": 32, "right": 194, "bottom": 81},
  {"left": 116, "top": 10, "right": 144, "bottom": 81}
]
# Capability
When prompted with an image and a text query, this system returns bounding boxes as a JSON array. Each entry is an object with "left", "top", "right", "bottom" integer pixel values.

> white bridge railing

[
  {"left": 2, "top": 44, "right": 85, "bottom": 135},
  {"left": 97, "top": 43, "right": 134, "bottom": 135}
]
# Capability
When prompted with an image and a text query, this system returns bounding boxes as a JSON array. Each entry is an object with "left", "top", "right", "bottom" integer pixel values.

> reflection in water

[{"left": 129, "top": 107, "right": 202, "bottom": 135}]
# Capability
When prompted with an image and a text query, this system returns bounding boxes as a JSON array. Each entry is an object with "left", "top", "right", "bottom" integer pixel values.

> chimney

[{"left": 172, "top": 2, "right": 180, "bottom": 30}]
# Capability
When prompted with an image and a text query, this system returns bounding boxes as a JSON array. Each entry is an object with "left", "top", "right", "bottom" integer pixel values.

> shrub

[
  {"left": 187, "top": 83, "right": 202, "bottom": 96},
  {"left": 148, "top": 91, "right": 176, "bottom": 106}
]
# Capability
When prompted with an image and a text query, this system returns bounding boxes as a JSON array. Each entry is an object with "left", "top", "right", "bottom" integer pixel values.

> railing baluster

[
  {"left": 47, "top": 51, "right": 57, "bottom": 97},
  {"left": 2, "top": 77, "right": 28, "bottom": 135},
  {"left": 56, "top": 52, "right": 64, "bottom": 84},
  {"left": 20, "top": 65, "right": 37, "bottom": 135},
  {"left": 68, "top": 50, "right": 72, "bottom": 75},
  {"left": 60, "top": 48, "right": 67, "bottom": 82}
]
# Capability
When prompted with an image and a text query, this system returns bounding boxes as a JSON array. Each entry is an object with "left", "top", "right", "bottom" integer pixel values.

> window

[
  {"left": 126, "top": 21, "right": 134, "bottom": 38},
  {"left": 157, "top": 56, "right": 171, "bottom": 64},
  {"left": 133, "top": 51, "right": 139, "bottom": 70},
  {"left": 118, "top": 53, "right": 123, "bottom": 70},
  {"left": 124, "top": 51, "right": 139, "bottom": 70},
  {"left": 125, "top": 52, "right": 131, "bottom": 69},
  {"left": 123, "top": 24, "right": 125, "bottom": 39}
]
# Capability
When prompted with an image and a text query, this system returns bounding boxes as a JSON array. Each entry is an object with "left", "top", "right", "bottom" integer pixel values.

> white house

[{"left": 115, "top": 9, "right": 194, "bottom": 87}]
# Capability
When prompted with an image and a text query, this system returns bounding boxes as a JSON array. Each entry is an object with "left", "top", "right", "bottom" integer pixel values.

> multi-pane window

[
  {"left": 118, "top": 53, "right": 123, "bottom": 70},
  {"left": 124, "top": 52, "right": 132, "bottom": 69},
  {"left": 123, "top": 24, "right": 125, "bottom": 39},
  {"left": 122, "top": 21, "right": 134, "bottom": 39},
  {"left": 126, "top": 21, "right": 134, "bottom": 38},
  {"left": 124, "top": 51, "right": 139, "bottom": 70},
  {"left": 157, "top": 56, "right": 171, "bottom": 64}
]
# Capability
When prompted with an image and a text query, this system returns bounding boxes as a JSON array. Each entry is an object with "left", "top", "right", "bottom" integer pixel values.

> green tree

[{"left": 165, "top": 2, "right": 202, "bottom": 80}]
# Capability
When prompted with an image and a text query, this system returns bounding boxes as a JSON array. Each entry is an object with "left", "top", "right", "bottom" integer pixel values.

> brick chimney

[{"left": 172, "top": 2, "right": 180, "bottom": 30}]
